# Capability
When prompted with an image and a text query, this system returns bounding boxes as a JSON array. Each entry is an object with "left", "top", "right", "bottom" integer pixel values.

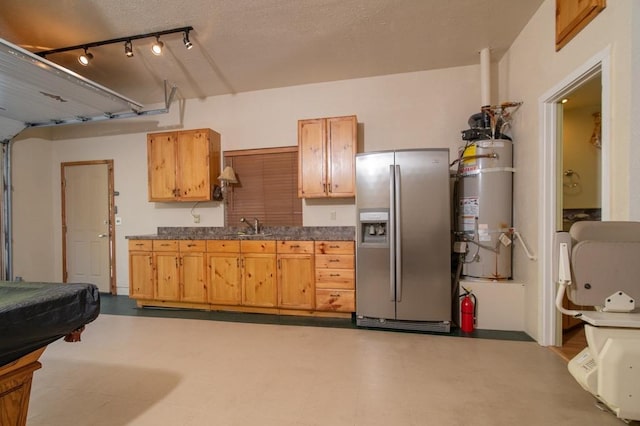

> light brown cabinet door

[
  {"left": 208, "top": 253, "right": 242, "bottom": 305},
  {"left": 147, "top": 129, "right": 221, "bottom": 202},
  {"left": 129, "top": 252, "right": 154, "bottom": 299},
  {"left": 556, "top": 0, "right": 606, "bottom": 51},
  {"left": 154, "top": 252, "right": 180, "bottom": 301},
  {"left": 277, "top": 254, "right": 314, "bottom": 309},
  {"left": 298, "top": 116, "right": 357, "bottom": 198},
  {"left": 147, "top": 132, "right": 177, "bottom": 201},
  {"left": 242, "top": 253, "right": 277, "bottom": 307},
  {"left": 327, "top": 116, "right": 357, "bottom": 197},
  {"left": 180, "top": 252, "right": 207, "bottom": 303},
  {"left": 298, "top": 118, "right": 327, "bottom": 198},
  {"left": 176, "top": 129, "right": 214, "bottom": 201}
]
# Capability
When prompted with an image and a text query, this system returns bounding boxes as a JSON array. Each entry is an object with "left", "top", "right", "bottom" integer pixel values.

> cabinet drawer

[
  {"left": 315, "top": 254, "right": 354, "bottom": 269},
  {"left": 315, "top": 269, "right": 355, "bottom": 289},
  {"left": 316, "top": 289, "right": 355, "bottom": 312},
  {"left": 277, "top": 241, "right": 314, "bottom": 254},
  {"left": 207, "top": 240, "right": 241, "bottom": 253},
  {"left": 153, "top": 240, "right": 179, "bottom": 251},
  {"left": 128, "top": 240, "right": 152, "bottom": 251},
  {"left": 179, "top": 240, "right": 206, "bottom": 252},
  {"left": 315, "top": 241, "right": 354, "bottom": 255},
  {"left": 241, "top": 240, "right": 276, "bottom": 254}
]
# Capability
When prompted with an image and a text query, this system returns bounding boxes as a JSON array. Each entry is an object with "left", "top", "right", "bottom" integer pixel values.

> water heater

[{"left": 457, "top": 138, "right": 514, "bottom": 279}]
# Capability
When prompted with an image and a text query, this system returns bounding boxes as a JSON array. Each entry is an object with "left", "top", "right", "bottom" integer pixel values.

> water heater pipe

[{"left": 480, "top": 47, "right": 491, "bottom": 107}]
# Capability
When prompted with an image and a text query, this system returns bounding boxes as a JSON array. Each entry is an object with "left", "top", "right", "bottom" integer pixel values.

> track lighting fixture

[
  {"left": 124, "top": 40, "right": 134, "bottom": 57},
  {"left": 151, "top": 37, "right": 164, "bottom": 56},
  {"left": 183, "top": 31, "right": 193, "bottom": 50},
  {"left": 78, "top": 48, "right": 93, "bottom": 66},
  {"left": 35, "top": 26, "right": 194, "bottom": 63}
]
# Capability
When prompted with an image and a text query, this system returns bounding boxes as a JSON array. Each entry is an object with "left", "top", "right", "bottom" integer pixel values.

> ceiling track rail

[{"left": 24, "top": 81, "right": 177, "bottom": 129}]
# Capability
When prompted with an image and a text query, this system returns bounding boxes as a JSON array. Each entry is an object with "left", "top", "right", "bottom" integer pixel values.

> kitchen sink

[{"left": 227, "top": 232, "right": 273, "bottom": 239}]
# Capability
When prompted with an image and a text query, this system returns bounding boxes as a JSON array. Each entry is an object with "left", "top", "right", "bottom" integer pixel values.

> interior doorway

[
  {"left": 557, "top": 75, "right": 602, "bottom": 358},
  {"left": 61, "top": 160, "right": 116, "bottom": 294},
  {"left": 539, "top": 47, "right": 611, "bottom": 347}
]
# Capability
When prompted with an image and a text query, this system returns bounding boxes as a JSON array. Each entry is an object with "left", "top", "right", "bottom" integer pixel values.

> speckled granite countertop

[{"left": 126, "top": 226, "right": 355, "bottom": 241}]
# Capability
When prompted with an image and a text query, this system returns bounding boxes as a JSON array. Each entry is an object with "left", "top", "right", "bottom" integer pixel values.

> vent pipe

[{"left": 480, "top": 47, "right": 491, "bottom": 107}]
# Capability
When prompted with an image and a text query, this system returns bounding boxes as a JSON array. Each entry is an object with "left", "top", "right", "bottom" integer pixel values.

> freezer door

[
  {"left": 355, "top": 151, "right": 395, "bottom": 320},
  {"left": 394, "top": 149, "right": 451, "bottom": 322}
]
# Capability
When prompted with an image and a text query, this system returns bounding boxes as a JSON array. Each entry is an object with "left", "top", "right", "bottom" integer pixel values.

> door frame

[
  {"left": 61, "top": 160, "right": 117, "bottom": 294},
  {"left": 538, "top": 46, "right": 611, "bottom": 346}
]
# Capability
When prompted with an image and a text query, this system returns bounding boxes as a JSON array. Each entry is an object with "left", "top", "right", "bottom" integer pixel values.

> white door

[{"left": 63, "top": 162, "right": 112, "bottom": 293}]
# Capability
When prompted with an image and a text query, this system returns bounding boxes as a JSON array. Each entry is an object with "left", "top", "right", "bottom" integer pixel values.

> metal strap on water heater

[{"left": 461, "top": 166, "right": 516, "bottom": 176}]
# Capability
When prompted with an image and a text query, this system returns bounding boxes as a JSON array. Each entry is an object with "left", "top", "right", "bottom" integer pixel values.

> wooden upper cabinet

[
  {"left": 556, "top": 0, "right": 606, "bottom": 51},
  {"left": 298, "top": 115, "right": 357, "bottom": 198},
  {"left": 147, "top": 132, "right": 177, "bottom": 201},
  {"left": 147, "top": 128, "right": 221, "bottom": 202}
]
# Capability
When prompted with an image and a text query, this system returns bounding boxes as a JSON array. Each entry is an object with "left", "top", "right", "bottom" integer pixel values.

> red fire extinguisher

[{"left": 460, "top": 287, "right": 477, "bottom": 333}]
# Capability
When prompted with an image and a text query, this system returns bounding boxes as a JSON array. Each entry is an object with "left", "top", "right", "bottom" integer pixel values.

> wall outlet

[
  {"left": 193, "top": 214, "right": 200, "bottom": 224},
  {"left": 115, "top": 216, "right": 122, "bottom": 225},
  {"left": 330, "top": 211, "right": 337, "bottom": 220}
]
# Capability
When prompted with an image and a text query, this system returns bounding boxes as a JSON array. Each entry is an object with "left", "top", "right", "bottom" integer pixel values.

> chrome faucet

[{"left": 240, "top": 217, "right": 260, "bottom": 234}]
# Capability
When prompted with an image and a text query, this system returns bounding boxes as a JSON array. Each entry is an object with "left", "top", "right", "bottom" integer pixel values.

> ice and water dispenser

[{"left": 358, "top": 210, "right": 389, "bottom": 245}]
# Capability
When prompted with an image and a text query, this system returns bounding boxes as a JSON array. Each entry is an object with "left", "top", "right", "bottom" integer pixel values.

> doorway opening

[
  {"left": 557, "top": 75, "right": 602, "bottom": 359},
  {"left": 539, "top": 47, "right": 611, "bottom": 347},
  {"left": 61, "top": 160, "right": 116, "bottom": 294}
]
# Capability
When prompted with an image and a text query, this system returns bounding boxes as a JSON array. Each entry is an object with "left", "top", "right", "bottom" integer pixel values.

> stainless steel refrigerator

[{"left": 355, "top": 149, "right": 451, "bottom": 332}]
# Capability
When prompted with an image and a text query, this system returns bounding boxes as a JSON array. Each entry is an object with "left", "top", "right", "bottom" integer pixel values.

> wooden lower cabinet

[
  {"left": 153, "top": 240, "right": 180, "bottom": 301},
  {"left": 277, "top": 241, "right": 315, "bottom": 310},
  {"left": 147, "top": 240, "right": 208, "bottom": 303},
  {"left": 315, "top": 241, "right": 355, "bottom": 312},
  {"left": 179, "top": 241, "right": 207, "bottom": 303},
  {"left": 129, "top": 238, "right": 355, "bottom": 317},
  {"left": 207, "top": 240, "right": 242, "bottom": 305},
  {"left": 128, "top": 240, "right": 154, "bottom": 299},
  {"left": 241, "top": 241, "right": 277, "bottom": 307}
]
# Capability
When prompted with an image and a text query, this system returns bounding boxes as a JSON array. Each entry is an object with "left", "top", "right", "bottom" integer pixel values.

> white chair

[{"left": 555, "top": 221, "right": 640, "bottom": 422}]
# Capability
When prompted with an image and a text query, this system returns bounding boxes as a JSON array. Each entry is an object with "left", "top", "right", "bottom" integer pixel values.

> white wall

[
  {"left": 498, "top": 0, "right": 638, "bottom": 341},
  {"left": 12, "top": 65, "right": 481, "bottom": 294},
  {"left": 10, "top": 135, "right": 54, "bottom": 282}
]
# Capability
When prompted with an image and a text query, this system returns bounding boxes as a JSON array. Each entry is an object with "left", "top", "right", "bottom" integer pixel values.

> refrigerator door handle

[
  {"left": 389, "top": 165, "right": 396, "bottom": 301},
  {"left": 394, "top": 164, "right": 402, "bottom": 302}
]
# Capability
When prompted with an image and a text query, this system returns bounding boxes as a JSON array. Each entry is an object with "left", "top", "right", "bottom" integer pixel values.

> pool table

[{"left": 0, "top": 281, "right": 100, "bottom": 425}]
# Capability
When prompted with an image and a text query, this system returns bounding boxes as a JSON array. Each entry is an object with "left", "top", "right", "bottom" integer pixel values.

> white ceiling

[{"left": 0, "top": 0, "right": 543, "bottom": 105}]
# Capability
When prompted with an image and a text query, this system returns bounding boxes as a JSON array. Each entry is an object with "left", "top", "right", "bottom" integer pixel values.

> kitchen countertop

[{"left": 126, "top": 226, "right": 355, "bottom": 241}]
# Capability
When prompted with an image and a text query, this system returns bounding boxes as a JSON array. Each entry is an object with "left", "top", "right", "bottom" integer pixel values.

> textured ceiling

[{"left": 0, "top": 0, "right": 544, "bottom": 105}]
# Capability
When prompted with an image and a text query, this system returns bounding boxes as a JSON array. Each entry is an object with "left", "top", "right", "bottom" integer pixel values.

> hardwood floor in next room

[{"left": 550, "top": 325, "right": 588, "bottom": 362}]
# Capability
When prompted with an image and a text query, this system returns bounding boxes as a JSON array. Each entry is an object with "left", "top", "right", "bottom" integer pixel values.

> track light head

[
  {"left": 124, "top": 40, "right": 134, "bottom": 57},
  {"left": 183, "top": 31, "right": 193, "bottom": 50},
  {"left": 78, "top": 48, "right": 93, "bottom": 66},
  {"left": 151, "top": 37, "right": 164, "bottom": 56}
]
